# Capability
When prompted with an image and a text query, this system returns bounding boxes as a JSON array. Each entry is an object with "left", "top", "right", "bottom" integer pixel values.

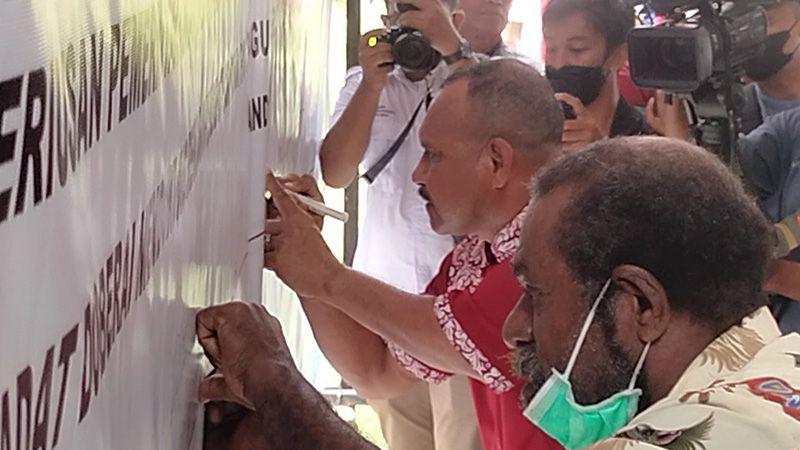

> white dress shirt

[{"left": 330, "top": 65, "right": 454, "bottom": 293}]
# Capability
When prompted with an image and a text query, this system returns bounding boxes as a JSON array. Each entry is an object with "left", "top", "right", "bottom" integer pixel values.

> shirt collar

[
  {"left": 465, "top": 205, "right": 528, "bottom": 263},
  {"left": 446, "top": 205, "right": 529, "bottom": 295},
  {"left": 755, "top": 84, "right": 800, "bottom": 120},
  {"left": 662, "top": 306, "right": 782, "bottom": 402}
]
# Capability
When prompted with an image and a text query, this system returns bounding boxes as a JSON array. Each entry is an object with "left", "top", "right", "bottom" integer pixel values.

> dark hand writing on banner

[{"left": 196, "top": 302, "right": 378, "bottom": 450}]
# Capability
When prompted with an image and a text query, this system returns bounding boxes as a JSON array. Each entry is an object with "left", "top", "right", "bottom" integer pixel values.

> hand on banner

[
  {"left": 646, "top": 90, "right": 692, "bottom": 141},
  {"left": 397, "top": 0, "right": 463, "bottom": 56},
  {"left": 360, "top": 29, "right": 394, "bottom": 92},
  {"left": 556, "top": 93, "right": 605, "bottom": 150},
  {"left": 263, "top": 171, "right": 343, "bottom": 299},
  {"left": 268, "top": 173, "right": 325, "bottom": 230},
  {"left": 197, "top": 301, "right": 297, "bottom": 410}
]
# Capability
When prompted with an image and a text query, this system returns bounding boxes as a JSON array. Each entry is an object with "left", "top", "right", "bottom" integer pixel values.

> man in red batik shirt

[{"left": 260, "top": 59, "right": 564, "bottom": 450}]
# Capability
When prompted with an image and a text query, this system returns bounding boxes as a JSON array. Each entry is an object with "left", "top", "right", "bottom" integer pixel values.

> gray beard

[
  {"left": 511, "top": 342, "right": 550, "bottom": 408},
  {"left": 511, "top": 332, "right": 650, "bottom": 409}
]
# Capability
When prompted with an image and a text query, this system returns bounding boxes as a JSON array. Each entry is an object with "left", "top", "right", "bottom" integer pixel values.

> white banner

[{"left": 0, "top": 0, "right": 332, "bottom": 448}]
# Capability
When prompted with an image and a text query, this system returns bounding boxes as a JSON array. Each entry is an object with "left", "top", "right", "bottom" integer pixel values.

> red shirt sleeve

[
  {"left": 433, "top": 261, "right": 521, "bottom": 393},
  {"left": 388, "top": 252, "right": 455, "bottom": 383}
]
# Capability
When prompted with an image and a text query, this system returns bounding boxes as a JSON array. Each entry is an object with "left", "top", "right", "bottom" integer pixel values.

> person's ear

[
  {"left": 611, "top": 265, "right": 670, "bottom": 343},
  {"left": 483, "top": 137, "right": 515, "bottom": 189},
  {"left": 785, "top": 15, "right": 800, "bottom": 55},
  {"left": 605, "top": 43, "right": 628, "bottom": 72},
  {"left": 452, "top": 10, "right": 466, "bottom": 30}
]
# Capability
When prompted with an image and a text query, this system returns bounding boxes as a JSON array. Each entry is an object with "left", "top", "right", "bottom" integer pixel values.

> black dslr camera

[
  {"left": 627, "top": 0, "right": 775, "bottom": 161},
  {"left": 377, "top": 3, "right": 442, "bottom": 72}
]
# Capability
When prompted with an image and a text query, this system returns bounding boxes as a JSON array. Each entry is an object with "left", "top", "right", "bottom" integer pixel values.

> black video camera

[
  {"left": 378, "top": 3, "right": 442, "bottom": 72},
  {"left": 627, "top": 0, "right": 779, "bottom": 161},
  {"left": 628, "top": 0, "right": 770, "bottom": 92}
]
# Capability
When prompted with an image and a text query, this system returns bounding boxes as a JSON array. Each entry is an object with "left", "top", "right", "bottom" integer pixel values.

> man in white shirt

[
  {"left": 459, "top": 0, "right": 514, "bottom": 57},
  {"left": 318, "top": 1, "right": 483, "bottom": 449}
]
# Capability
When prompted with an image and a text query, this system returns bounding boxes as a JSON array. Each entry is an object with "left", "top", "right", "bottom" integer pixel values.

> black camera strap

[{"left": 362, "top": 92, "right": 431, "bottom": 184}]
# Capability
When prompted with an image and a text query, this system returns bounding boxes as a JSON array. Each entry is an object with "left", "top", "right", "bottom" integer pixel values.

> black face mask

[
  {"left": 744, "top": 25, "right": 799, "bottom": 81},
  {"left": 545, "top": 65, "right": 607, "bottom": 106}
]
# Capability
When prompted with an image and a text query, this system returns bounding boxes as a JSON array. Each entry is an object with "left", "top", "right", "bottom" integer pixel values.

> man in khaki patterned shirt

[
  {"left": 505, "top": 136, "right": 800, "bottom": 450},
  {"left": 590, "top": 306, "right": 800, "bottom": 449}
]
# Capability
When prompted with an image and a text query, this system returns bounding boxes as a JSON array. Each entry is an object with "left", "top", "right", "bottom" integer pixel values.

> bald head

[{"left": 444, "top": 58, "right": 564, "bottom": 156}]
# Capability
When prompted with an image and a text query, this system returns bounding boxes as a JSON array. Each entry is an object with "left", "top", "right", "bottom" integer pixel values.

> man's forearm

[
  {"left": 764, "top": 259, "right": 800, "bottom": 300},
  {"left": 319, "top": 266, "right": 475, "bottom": 376},
  {"left": 300, "top": 298, "right": 416, "bottom": 398},
  {"left": 320, "top": 83, "right": 383, "bottom": 188},
  {"left": 250, "top": 363, "right": 379, "bottom": 450}
]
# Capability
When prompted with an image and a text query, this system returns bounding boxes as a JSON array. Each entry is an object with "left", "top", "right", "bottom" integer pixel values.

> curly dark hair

[
  {"left": 532, "top": 137, "right": 772, "bottom": 333},
  {"left": 543, "top": 0, "right": 634, "bottom": 52}
]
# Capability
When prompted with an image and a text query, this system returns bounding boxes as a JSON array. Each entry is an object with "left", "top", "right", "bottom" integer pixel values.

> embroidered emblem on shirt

[{"left": 375, "top": 104, "right": 395, "bottom": 119}]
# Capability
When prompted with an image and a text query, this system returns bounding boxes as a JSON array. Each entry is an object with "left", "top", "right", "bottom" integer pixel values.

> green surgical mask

[{"left": 522, "top": 279, "right": 651, "bottom": 450}]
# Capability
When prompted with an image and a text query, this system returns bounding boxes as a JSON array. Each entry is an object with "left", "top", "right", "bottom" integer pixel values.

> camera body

[
  {"left": 378, "top": 3, "right": 442, "bottom": 72},
  {"left": 628, "top": 0, "right": 769, "bottom": 92},
  {"left": 627, "top": 0, "right": 777, "bottom": 160}
]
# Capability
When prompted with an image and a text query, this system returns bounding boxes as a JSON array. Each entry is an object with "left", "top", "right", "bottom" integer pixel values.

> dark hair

[
  {"left": 532, "top": 137, "right": 772, "bottom": 333},
  {"left": 444, "top": 58, "right": 564, "bottom": 154},
  {"left": 543, "top": 0, "right": 634, "bottom": 52}
]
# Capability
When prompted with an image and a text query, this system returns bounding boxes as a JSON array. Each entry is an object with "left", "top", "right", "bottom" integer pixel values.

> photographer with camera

[
  {"left": 318, "top": 1, "right": 482, "bottom": 450},
  {"left": 542, "top": 0, "right": 655, "bottom": 150}
]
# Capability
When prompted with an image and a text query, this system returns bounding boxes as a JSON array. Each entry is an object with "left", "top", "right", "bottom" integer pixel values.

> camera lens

[
  {"left": 659, "top": 37, "right": 695, "bottom": 71},
  {"left": 629, "top": 31, "right": 699, "bottom": 89},
  {"left": 393, "top": 32, "right": 440, "bottom": 71}
]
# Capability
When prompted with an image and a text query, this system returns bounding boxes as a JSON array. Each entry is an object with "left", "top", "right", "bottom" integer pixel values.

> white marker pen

[{"left": 264, "top": 190, "right": 350, "bottom": 223}]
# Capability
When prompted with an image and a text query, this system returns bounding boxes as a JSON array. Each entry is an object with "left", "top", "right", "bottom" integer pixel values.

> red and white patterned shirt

[{"left": 388, "top": 207, "right": 562, "bottom": 450}]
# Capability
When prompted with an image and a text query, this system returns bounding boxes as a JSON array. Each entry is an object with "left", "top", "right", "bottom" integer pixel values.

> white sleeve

[
  {"left": 330, "top": 66, "right": 365, "bottom": 126},
  {"left": 315, "top": 66, "right": 365, "bottom": 175}
]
